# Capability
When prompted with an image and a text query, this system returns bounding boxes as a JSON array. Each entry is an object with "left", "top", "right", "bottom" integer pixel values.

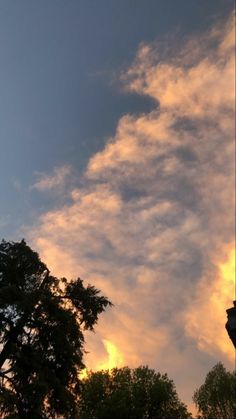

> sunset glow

[
  {"left": 97, "top": 340, "right": 124, "bottom": 371},
  {"left": 79, "top": 339, "right": 124, "bottom": 379},
  {"left": 219, "top": 244, "right": 235, "bottom": 287},
  {"left": 185, "top": 243, "right": 236, "bottom": 361}
]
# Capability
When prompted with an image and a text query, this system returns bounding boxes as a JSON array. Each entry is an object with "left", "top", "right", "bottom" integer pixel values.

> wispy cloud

[
  {"left": 32, "top": 165, "right": 73, "bottom": 192},
  {"left": 27, "top": 12, "right": 235, "bottom": 410}
]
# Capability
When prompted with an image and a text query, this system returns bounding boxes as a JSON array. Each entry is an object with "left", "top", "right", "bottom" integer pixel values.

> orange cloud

[
  {"left": 124, "top": 12, "right": 235, "bottom": 118},
  {"left": 32, "top": 165, "right": 73, "bottom": 191}
]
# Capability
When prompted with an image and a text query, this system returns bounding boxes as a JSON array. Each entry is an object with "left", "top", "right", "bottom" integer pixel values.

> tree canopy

[
  {"left": 0, "top": 239, "right": 111, "bottom": 418},
  {"left": 193, "top": 362, "right": 236, "bottom": 419},
  {"left": 77, "top": 366, "right": 192, "bottom": 419}
]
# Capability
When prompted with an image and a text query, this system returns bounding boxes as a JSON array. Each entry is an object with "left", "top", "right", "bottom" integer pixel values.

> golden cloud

[{"left": 185, "top": 243, "right": 235, "bottom": 361}]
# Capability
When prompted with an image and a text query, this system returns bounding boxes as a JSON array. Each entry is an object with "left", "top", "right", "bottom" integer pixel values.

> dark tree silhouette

[
  {"left": 193, "top": 362, "right": 236, "bottom": 419},
  {"left": 77, "top": 366, "right": 192, "bottom": 419},
  {"left": 0, "top": 239, "right": 111, "bottom": 418}
]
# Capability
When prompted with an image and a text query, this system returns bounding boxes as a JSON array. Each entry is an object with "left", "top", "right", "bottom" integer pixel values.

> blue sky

[
  {"left": 0, "top": 0, "right": 233, "bottom": 237},
  {"left": 0, "top": 1, "right": 235, "bottom": 414}
]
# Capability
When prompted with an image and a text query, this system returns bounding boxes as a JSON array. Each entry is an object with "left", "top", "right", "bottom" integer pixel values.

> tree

[
  {"left": 0, "top": 239, "right": 111, "bottom": 418},
  {"left": 77, "top": 366, "right": 192, "bottom": 419},
  {"left": 193, "top": 362, "right": 236, "bottom": 419}
]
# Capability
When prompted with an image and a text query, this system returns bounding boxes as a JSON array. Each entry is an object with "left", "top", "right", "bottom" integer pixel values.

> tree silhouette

[
  {"left": 78, "top": 366, "right": 192, "bottom": 418},
  {"left": 0, "top": 239, "right": 111, "bottom": 418},
  {"left": 193, "top": 362, "right": 236, "bottom": 419}
]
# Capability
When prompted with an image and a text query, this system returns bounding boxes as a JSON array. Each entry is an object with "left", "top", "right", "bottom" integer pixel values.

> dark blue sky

[{"left": 0, "top": 0, "right": 233, "bottom": 237}]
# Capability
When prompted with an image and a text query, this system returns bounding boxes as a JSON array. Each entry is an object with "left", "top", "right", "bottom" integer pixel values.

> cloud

[
  {"left": 123, "top": 13, "right": 235, "bottom": 117},
  {"left": 32, "top": 165, "right": 73, "bottom": 192},
  {"left": 185, "top": 244, "right": 235, "bottom": 361},
  {"left": 27, "top": 12, "right": 235, "bottom": 411}
]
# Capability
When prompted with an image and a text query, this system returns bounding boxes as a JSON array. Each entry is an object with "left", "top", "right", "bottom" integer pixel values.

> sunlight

[
  {"left": 97, "top": 339, "right": 124, "bottom": 371},
  {"left": 79, "top": 339, "right": 124, "bottom": 379},
  {"left": 219, "top": 245, "right": 235, "bottom": 286},
  {"left": 79, "top": 368, "right": 88, "bottom": 380},
  {"left": 209, "top": 243, "right": 235, "bottom": 356},
  {"left": 185, "top": 242, "right": 236, "bottom": 361}
]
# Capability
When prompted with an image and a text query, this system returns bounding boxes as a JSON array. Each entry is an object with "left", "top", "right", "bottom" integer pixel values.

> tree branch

[{"left": 0, "top": 270, "right": 50, "bottom": 370}]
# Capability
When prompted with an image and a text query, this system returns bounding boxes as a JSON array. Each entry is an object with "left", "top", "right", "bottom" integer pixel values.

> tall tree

[
  {"left": 0, "top": 239, "right": 111, "bottom": 418},
  {"left": 78, "top": 366, "right": 192, "bottom": 419},
  {"left": 193, "top": 362, "right": 236, "bottom": 419}
]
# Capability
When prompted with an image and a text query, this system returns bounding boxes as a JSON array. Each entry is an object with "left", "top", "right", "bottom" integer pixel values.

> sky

[{"left": 0, "top": 1, "right": 235, "bottom": 414}]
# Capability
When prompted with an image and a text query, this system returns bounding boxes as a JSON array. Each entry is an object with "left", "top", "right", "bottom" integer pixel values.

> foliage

[
  {"left": 193, "top": 362, "right": 236, "bottom": 419},
  {"left": 77, "top": 366, "right": 192, "bottom": 419},
  {"left": 0, "top": 239, "right": 111, "bottom": 418}
]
